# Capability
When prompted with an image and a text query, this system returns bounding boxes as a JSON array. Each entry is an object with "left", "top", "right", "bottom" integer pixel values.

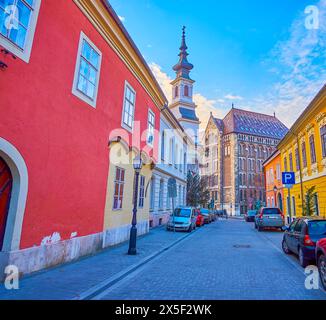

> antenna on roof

[
  {"left": 232, "top": 103, "right": 234, "bottom": 109},
  {"left": 273, "top": 112, "right": 276, "bottom": 117}
]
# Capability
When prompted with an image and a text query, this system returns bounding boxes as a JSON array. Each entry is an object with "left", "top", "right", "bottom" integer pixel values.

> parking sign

[{"left": 282, "top": 172, "right": 295, "bottom": 186}]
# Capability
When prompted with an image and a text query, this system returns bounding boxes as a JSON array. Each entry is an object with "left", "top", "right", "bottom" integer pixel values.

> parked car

[
  {"left": 222, "top": 209, "right": 228, "bottom": 219},
  {"left": 282, "top": 217, "right": 326, "bottom": 268},
  {"left": 245, "top": 210, "right": 257, "bottom": 222},
  {"left": 215, "top": 210, "right": 223, "bottom": 217},
  {"left": 316, "top": 238, "right": 326, "bottom": 290},
  {"left": 200, "top": 208, "right": 212, "bottom": 224},
  {"left": 209, "top": 210, "right": 217, "bottom": 222},
  {"left": 167, "top": 207, "right": 197, "bottom": 232},
  {"left": 195, "top": 209, "right": 205, "bottom": 227},
  {"left": 255, "top": 207, "right": 285, "bottom": 231}
]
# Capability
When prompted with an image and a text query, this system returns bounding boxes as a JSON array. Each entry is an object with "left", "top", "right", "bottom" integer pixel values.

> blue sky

[{"left": 110, "top": 0, "right": 325, "bottom": 128}]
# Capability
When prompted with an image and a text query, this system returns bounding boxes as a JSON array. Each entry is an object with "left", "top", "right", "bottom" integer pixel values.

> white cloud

[
  {"left": 149, "top": 63, "right": 225, "bottom": 130},
  {"left": 149, "top": 63, "right": 172, "bottom": 101},
  {"left": 118, "top": 15, "right": 125, "bottom": 22},
  {"left": 252, "top": 0, "right": 326, "bottom": 127},
  {"left": 224, "top": 94, "right": 243, "bottom": 101},
  {"left": 193, "top": 94, "right": 225, "bottom": 129}
]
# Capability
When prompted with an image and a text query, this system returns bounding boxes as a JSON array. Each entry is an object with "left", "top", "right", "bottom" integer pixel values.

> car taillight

[
  {"left": 259, "top": 213, "right": 263, "bottom": 218},
  {"left": 281, "top": 214, "right": 285, "bottom": 220},
  {"left": 304, "top": 235, "right": 315, "bottom": 246}
]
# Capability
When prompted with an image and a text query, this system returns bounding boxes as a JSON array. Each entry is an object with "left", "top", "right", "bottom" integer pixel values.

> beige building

[{"left": 202, "top": 108, "right": 288, "bottom": 216}]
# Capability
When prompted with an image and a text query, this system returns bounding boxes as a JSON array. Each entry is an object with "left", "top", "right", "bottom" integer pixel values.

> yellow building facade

[
  {"left": 102, "top": 139, "right": 154, "bottom": 248},
  {"left": 278, "top": 85, "right": 326, "bottom": 221}
]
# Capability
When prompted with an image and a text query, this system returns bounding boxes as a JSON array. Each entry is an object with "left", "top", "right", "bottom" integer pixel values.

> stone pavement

[
  {"left": 1, "top": 219, "right": 326, "bottom": 300},
  {"left": 96, "top": 220, "right": 326, "bottom": 300},
  {"left": 0, "top": 226, "right": 189, "bottom": 300}
]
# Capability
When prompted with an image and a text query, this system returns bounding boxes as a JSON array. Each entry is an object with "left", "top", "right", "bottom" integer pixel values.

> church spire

[{"left": 173, "top": 26, "right": 194, "bottom": 80}]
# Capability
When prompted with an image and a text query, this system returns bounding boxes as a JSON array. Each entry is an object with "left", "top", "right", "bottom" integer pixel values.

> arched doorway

[
  {"left": 0, "top": 156, "right": 12, "bottom": 250},
  {"left": 0, "top": 137, "right": 28, "bottom": 252},
  {"left": 278, "top": 193, "right": 283, "bottom": 213}
]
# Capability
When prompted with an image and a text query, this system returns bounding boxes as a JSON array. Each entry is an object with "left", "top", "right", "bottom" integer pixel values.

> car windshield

[
  {"left": 308, "top": 221, "right": 326, "bottom": 236},
  {"left": 248, "top": 211, "right": 257, "bottom": 216},
  {"left": 200, "top": 209, "right": 209, "bottom": 215},
  {"left": 263, "top": 208, "right": 281, "bottom": 215},
  {"left": 174, "top": 208, "right": 191, "bottom": 218}
]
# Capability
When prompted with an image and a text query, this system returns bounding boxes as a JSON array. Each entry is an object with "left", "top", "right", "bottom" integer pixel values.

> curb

[{"left": 73, "top": 227, "right": 202, "bottom": 300}]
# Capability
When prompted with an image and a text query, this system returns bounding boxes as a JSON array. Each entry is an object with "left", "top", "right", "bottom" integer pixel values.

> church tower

[{"left": 169, "top": 27, "right": 200, "bottom": 146}]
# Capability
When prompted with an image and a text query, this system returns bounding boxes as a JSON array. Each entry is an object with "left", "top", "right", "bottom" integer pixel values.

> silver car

[
  {"left": 167, "top": 207, "right": 197, "bottom": 232},
  {"left": 255, "top": 207, "right": 285, "bottom": 231}
]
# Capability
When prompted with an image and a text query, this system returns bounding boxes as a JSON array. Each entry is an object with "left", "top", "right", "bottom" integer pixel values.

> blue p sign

[{"left": 282, "top": 172, "right": 295, "bottom": 185}]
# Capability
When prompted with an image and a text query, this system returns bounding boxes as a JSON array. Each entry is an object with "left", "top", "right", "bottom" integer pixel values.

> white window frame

[
  {"left": 0, "top": 0, "right": 41, "bottom": 63},
  {"left": 121, "top": 81, "right": 136, "bottom": 132},
  {"left": 72, "top": 31, "right": 102, "bottom": 108},
  {"left": 112, "top": 167, "right": 125, "bottom": 211},
  {"left": 147, "top": 109, "right": 155, "bottom": 147}
]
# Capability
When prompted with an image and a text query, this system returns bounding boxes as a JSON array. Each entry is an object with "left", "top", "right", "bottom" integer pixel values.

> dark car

[
  {"left": 200, "top": 208, "right": 211, "bottom": 224},
  {"left": 282, "top": 217, "right": 326, "bottom": 268},
  {"left": 245, "top": 210, "right": 257, "bottom": 222},
  {"left": 216, "top": 209, "right": 228, "bottom": 219},
  {"left": 316, "top": 238, "right": 326, "bottom": 290},
  {"left": 209, "top": 210, "right": 217, "bottom": 222}
]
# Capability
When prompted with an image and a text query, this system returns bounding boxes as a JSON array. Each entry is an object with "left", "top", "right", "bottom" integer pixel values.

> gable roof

[{"left": 212, "top": 108, "right": 288, "bottom": 139}]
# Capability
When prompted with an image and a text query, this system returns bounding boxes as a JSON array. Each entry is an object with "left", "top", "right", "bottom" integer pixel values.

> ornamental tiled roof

[
  {"left": 212, "top": 118, "right": 224, "bottom": 131},
  {"left": 214, "top": 108, "right": 288, "bottom": 139}
]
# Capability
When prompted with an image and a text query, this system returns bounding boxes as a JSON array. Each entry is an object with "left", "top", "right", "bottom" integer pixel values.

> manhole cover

[{"left": 233, "top": 244, "right": 251, "bottom": 249}]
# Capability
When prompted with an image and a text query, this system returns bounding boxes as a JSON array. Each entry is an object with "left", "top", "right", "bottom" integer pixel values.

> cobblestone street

[
  {"left": 97, "top": 220, "right": 326, "bottom": 300},
  {"left": 0, "top": 219, "right": 325, "bottom": 300}
]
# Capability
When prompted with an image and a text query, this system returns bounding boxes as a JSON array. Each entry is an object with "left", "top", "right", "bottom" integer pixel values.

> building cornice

[
  {"left": 170, "top": 78, "right": 195, "bottom": 86},
  {"left": 154, "top": 166, "right": 187, "bottom": 183},
  {"left": 73, "top": 0, "right": 167, "bottom": 110},
  {"left": 179, "top": 118, "right": 201, "bottom": 125},
  {"left": 278, "top": 85, "right": 326, "bottom": 150},
  {"left": 169, "top": 101, "right": 197, "bottom": 110},
  {"left": 262, "top": 150, "right": 280, "bottom": 167}
]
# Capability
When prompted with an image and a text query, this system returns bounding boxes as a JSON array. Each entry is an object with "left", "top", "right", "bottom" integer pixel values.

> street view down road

[
  {"left": 94, "top": 220, "right": 326, "bottom": 300},
  {"left": 0, "top": 219, "right": 325, "bottom": 300}
]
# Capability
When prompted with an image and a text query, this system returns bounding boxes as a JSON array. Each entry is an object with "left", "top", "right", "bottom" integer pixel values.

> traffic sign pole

[
  {"left": 282, "top": 172, "right": 295, "bottom": 225},
  {"left": 287, "top": 187, "right": 292, "bottom": 224}
]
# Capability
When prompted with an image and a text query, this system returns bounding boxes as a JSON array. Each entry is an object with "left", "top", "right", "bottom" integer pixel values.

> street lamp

[
  {"left": 273, "top": 186, "right": 278, "bottom": 207},
  {"left": 128, "top": 155, "right": 143, "bottom": 255}
]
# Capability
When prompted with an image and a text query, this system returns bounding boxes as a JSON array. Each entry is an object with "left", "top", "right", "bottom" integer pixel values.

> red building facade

[{"left": 0, "top": 0, "right": 165, "bottom": 277}]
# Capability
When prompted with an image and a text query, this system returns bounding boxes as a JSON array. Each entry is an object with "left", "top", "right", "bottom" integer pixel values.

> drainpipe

[
  {"left": 294, "top": 134, "right": 305, "bottom": 215},
  {"left": 221, "top": 132, "right": 224, "bottom": 211}
]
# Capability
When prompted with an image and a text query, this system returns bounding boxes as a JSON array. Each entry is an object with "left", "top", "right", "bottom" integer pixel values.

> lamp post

[
  {"left": 128, "top": 155, "right": 143, "bottom": 255},
  {"left": 273, "top": 186, "right": 278, "bottom": 208}
]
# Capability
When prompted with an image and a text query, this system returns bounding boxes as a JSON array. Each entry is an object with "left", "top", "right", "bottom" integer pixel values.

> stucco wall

[
  {"left": 0, "top": 0, "right": 161, "bottom": 250},
  {"left": 103, "top": 142, "right": 152, "bottom": 232}
]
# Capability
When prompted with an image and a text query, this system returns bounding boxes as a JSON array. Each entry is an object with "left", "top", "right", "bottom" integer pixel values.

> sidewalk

[{"left": 0, "top": 226, "right": 189, "bottom": 300}]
